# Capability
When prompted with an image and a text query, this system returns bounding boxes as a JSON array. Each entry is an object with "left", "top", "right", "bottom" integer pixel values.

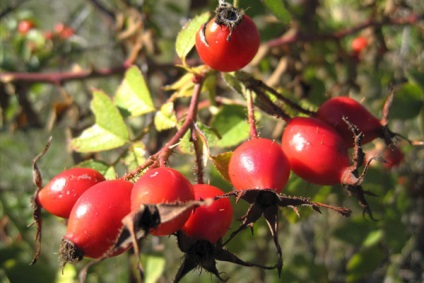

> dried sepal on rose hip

[
  {"left": 195, "top": 1, "right": 260, "bottom": 72},
  {"left": 221, "top": 189, "right": 352, "bottom": 276},
  {"left": 175, "top": 184, "right": 276, "bottom": 282},
  {"left": 281, "top": 116, "right": 379, "bottom": 219},
  {"left": 315, "top": 95, "right": 400, "bottom": 148},
  {"left": 100, "top": 199, "right": 213, "bottom": 282},
  {"left": 131, "top": 167, "right": 195, "bottom": 236}
]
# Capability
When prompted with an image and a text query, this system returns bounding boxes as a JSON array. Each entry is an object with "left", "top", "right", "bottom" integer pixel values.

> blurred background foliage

[{"left": 0, "top": 0, "right": 423, "bottom": 282}]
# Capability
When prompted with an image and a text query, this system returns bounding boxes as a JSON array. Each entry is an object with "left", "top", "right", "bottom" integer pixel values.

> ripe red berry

[
  {"left": 60, "top": 179, "right": 133, "bottom": 261},
  {"left": 281, "top": 117, "right": 354, "bottom": 186},
  {"left": 18, "top": 19, "right": 35, "bottom": 34},
  {"left": 37, "top": 167, "right": 105, "bottom": 218},
  {"left": 351, "top": 36, "right": 368, "bottom": 54},
  {"left": 181, "top": 184, "right": 233, "bottom": 244},
  {"left": 228, "top": 138, "right": 290, "bottom": 193},
  {"left": 316, "top": 96, "right": 383, "bottom": 147},
  {"left": 131, "top": 167, "right": 195, "bottom": 236},
  {"left": 54, "top": 23, "right": 74, "bottom": 39},
  {"left": 195, "top": 3, "right": 260, "bottom": 72}
]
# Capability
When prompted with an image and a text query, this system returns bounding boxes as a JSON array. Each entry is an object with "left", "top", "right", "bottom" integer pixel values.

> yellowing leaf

[
  {"left": 154, "top": 102, "right": 177, "bottom": 131},
  {"left": 114, "top": 66, "right": 155, "bottom": 117},
  {"left": 71, "top": 90, "right": 129, "bottom": 152},
  {"left": 210, "top": 152, "right": 232, "bottom": 182},
  {"left": 176, "top": 12, "right": 210, "bottom": 65}
]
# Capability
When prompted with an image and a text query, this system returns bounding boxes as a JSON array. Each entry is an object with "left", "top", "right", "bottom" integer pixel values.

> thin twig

[
  {"left": 267, "top": 13, "right": 424, "bottom": 48},
  {"left": 0, "top": 65, "right": 129, "bottom": 85},
  {"left": 246, "top": 90, "right": 258, "bottom": 139}
]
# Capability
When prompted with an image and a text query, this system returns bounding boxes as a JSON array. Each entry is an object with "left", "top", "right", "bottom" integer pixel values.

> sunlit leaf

[
  {"left": 176, "top": 12, "right": 210, "bottom": 65},
  {"left": 154, "top": 102, "right": 177, "bottom": 131},
  {"left": 211, "top": 104, "right": 255, "bottom": 148},
  {"left": 114, "top": 66, "right": 155, "bottom": 117},
  {"left": 123, "top": 142, "right": 147, "bottom": 171},
  {"left": 141, "top": 254, "right": 166, "bottom": 283},
  {"left": 210, "top": 151, "right": 232, "bottom": 182},
  {"left": 71, "top": 90, "right": 129, "bottom": 152}
]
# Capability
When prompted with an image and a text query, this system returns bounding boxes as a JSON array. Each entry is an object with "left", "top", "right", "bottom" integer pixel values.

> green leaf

[
  {"left": 389, "top": 83, "right": 423, "bottom": 120},
  {"left": 76, "top": 159, "right": 117, "bottom": 180},
  {"left": 123, "top": 142, "right": 147, "bottom": 171},
  {"left": 176, "top": 12, "right": 210, "bottom": 65},
  {"left": 263, "top": 0, "right": 291, "bottom": 24},
  {"left": 55, "top": 264, "right": 77, "bottom": 283},
  {"left": 362, "top": 230, "right": 383, "bottom": 248},
  {"left": 163, "top": 72, "right": 195, "bottom": 99},
  {"left": 407, "top": 70, "right": 424, "bottom": 92},
  {"left": 210, "top": 152, "right": 232, "bottom": 182},
  {"left": 114, "top": 66, "right": 155, "bottom": 117},
  {"left": 71, "top": 90, "right": 129, "bottom": 152},
  {"left": 211, "top": 104, "right": 256, "bottom": 148},
  {"left": 178, "top": 130, "right": 194, "bottom": 154},
  {"left": 346, "top": 245, "right": 385, "bottom": 282},
  {"left": 141, "top": 254, "right": 165, "bottom": 283},
  {"left": 222, "top": 72, "right": 245, "bottom": 95},
  {"left": 154, "top": 102, "right": 177, "bottom": 131}
]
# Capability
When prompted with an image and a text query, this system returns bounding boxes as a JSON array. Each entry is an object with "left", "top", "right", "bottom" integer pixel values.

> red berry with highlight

[
  {"left": 37, "top": 167, "right": 105, "bottom": 218},
  {"left": 229, "top": 138, "right": 290, "bottom": 193},
  {"left": 282, "top": 117, "right": 353, "bottom": 186},
  {"left": 195, "top": 4, "right": 260, "bottom": 72},
  {"left": 61, "top": 179, "right": 133, "bottom": 260}
]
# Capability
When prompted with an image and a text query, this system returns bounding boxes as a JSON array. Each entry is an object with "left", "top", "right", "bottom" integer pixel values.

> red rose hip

[
  {"left": 37, "top": 167, "right": 105, "bottom": 218},
  {"left": 229, "top": 138, "right": 290, "bottom": 193},
  {"left": 131, "top": 167, "right": 195, "bottom": 236},
  {"left": 59, "top": 179, "right": 133, "bottom": 263}
]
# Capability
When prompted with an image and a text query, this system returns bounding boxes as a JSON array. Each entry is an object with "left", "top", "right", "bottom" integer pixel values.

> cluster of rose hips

[
  {"left": 30, "top": 1, "right": 410, "bottom": 282},
  {"left": 18, "top": 19, "right": 74, "bottom": 40}
]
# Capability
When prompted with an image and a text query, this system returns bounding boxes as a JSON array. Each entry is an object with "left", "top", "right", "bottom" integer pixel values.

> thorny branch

[{"left": 121, "top": 74, "right": 205, "bottom": 180}]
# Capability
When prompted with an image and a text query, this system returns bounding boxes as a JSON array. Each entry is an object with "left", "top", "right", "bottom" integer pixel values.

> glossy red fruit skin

[
  {"left": 195, "top": 15, "right": 260, "bottom": 72},
  {"left": 316, "top": 96, "right": 382, "bottom": 147},
  {"left": 182, "top": 184, "right": 233, "bottom": 244},
  {"left": 64, "top": 180, "right": 133, "bottom": 259},
  {"left": 131, "top": 167, "right": 195, "bottom": 236},
  {"left": 351, "top": 36, "right": 368, "bottom": 54},
  {"left": 282, "top": 117, "right": 351, "bottom": 186},
  {"left": 37, "top": 167, "right": 105, "bottom": 218},
  {"left": 228, "top": 138, "right": 290, "bottom": 193}
]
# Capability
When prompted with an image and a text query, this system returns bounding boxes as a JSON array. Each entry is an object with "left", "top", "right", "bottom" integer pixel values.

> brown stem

[
  {"left": 121, "top": 75, "right": 204, "bottom": 179},
  {"left": 381, "top": 84, "right": 395, "bottom": 127},
  {"left": 245, "top": 77, "right": 314, "bottom": 116},
  {"left": 158, "top": 77, "right": 203, "bottom": 166},
  {"left": 0, "top": 65, "right": 129, "bottom": 85},
  {"left": 252, "top": 87, "right": 292, "bottom": 122},
  {"left": 266, "top": 13, "right": 424, "bottom": 48},
  {"left": 246, "top": 90, "right": 258, "bottom": 139},
  {"left": 191, "top": 128, "right": 204, "bottom": 184}
]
